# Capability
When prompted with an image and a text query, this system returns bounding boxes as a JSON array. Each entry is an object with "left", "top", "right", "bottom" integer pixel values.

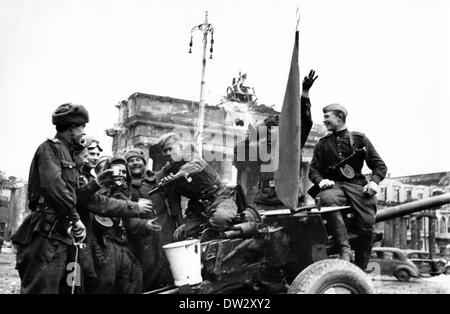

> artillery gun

[{"left": 148, "top": 191, "right": 450, "bottom": 294}]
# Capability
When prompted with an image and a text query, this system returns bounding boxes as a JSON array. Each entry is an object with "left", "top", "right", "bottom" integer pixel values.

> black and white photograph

[{"left": 0, "top": 0, "right": 449, "bottom": 298}]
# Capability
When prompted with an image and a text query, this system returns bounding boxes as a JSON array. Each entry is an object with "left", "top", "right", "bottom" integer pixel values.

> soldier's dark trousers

[
  {"left": 16, "top": 234, "right": 68, "bottom": 294},
  {"left": 317, "top": 181, "right": 378, "bottom": 270},
  {"left": 86, "top": 238, "right": 143, "bottom": 294},
  {"left": 128, "top": 212, "right": 175, "bottom": 291},
  {"left": 182, "top": 197, "right": 238, "bottom": 239}
]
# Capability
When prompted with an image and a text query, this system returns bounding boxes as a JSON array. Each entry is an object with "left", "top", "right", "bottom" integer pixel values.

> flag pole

[{"left": 274, "top": 10, "right": 302, "bottom": 210}]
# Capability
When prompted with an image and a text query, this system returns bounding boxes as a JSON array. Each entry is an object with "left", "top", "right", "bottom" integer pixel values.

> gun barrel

[{"left": 375, "top": 192, "right": 450, "bottom": 223}]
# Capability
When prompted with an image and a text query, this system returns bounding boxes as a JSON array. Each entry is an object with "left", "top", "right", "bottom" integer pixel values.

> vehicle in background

[
  {"left": 404, "top": 250, "right": 448, "bottom": 276},
  {"left": 369, "top": 247, "right": 420, "bottom": 282}
]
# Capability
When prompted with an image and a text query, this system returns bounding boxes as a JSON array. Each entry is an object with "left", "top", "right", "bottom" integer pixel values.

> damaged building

[{"left": 106, "top": 91, "right": 326, "bottom": 204}]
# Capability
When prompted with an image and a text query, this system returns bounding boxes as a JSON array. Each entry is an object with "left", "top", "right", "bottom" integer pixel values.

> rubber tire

[
  {"left": 394, "top": 269, "right": 411, "bottom": 282},
  {"left": 287, "top": 259, "right": 375, "bottom": 294}
]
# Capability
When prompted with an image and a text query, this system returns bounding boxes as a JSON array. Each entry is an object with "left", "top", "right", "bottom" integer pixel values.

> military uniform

[
  {"left": 12, "top": 134, "right": 81, "bottom": 294},
  {"left": 309, "top": 128, "right": 387, "bottom": 269},
  {"left": 83, "top": 157, "right": 143, "bottom": 294},
  {"left": 163, "top": 154, "right": 237, "bottom": 239},
  {"left": 234, "top": 95, "right": 313, "bottom": 209},
  {"left": 126, "top": 169, "right": 175, "bottom": 291},
  {"left": 75, "top": 168, "right": 149, "bottom": 293}
]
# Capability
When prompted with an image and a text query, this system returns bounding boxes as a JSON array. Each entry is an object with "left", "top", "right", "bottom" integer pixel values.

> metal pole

[
  {"left": 189, "top": 11, "right": 214, "bottom": 158},
  {"left": 197, "top": 12, "right": 208, "bottom": 157}
]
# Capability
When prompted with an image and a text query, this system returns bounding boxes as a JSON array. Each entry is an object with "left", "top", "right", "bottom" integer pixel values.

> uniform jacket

[
  {"left": 126, "top": 170, "right": 169, "bottom": 236},
  {"left": 234, "top": 96, "right": 313, "bottom": 205},
  {"left": 309, "top": 129, "right": 387, "bottom": 186},
  {"left": 12, "top": 134, "right": 80, "bottom": 246},
  {"left": 162, "top": 154, "right": 232, "bottom": 215}
]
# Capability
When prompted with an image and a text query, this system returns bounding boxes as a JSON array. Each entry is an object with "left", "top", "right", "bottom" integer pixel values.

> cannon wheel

[{"left": 287, "top": 259, "right": 375, "bottom": 294}]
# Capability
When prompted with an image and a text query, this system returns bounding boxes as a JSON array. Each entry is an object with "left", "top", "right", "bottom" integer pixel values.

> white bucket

[{"left": 163, "top": 239, "right": 203, "bottom": 286}]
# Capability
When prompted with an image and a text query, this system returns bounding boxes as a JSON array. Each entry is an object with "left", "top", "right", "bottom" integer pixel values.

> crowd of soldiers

[
  {"left": 11, "top": 69, "right": 387, "bottom": 294},
  {"left": 11, "top": 102, "right": 247, "bottom": 294}
]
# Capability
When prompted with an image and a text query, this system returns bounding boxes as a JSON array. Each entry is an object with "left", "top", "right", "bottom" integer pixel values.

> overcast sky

[{"left": 0, "top": 0, "right": 449, "bottom": 180}]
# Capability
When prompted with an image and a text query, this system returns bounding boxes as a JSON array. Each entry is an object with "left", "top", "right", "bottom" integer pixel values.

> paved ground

[
  {"left": 1, "top": 250, "right": 449, "bottom": 294},
  {"left": 0, "top": 250, "right": 20, "bottom": 294},
  {"left": 370, "top": 273, "right": 450, "bottom": 294}
]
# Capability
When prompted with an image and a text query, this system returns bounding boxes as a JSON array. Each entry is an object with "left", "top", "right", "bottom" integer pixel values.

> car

[
  {"left": 368, "top": 247, "right": 420, "bottom": 282},
  {"left": 443, "top": 262, "right": 450, "bottom": 275},
  {"left": 403, "top": 249, "right": 448, "bottom": 276}
]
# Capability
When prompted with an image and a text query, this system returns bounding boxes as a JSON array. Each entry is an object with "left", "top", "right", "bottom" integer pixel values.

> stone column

[
  {"left": 392, "top": 217, "right": 400, "bottom": 248},
  {"left": 383, "top": 220, "right": 394, "bottom": 247},
  {"left": 399, "top": 217, "right": 408, "bottom": 249},
  {"left": 410, "top": 217, "right": 421, "bottom": 250},
  {"left": 429, "top": 216, "right": 437, "bottom": 255}
]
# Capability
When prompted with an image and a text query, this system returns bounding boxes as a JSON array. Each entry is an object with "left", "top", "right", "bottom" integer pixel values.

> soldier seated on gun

[
  {"left": 157, "top": 133, "right": 238, "bottom": 241},
  {"left": 309, "top": 103, "right": 387, "bottom": 270}
]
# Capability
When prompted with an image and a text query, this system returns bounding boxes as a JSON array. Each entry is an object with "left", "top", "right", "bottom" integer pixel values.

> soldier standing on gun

[
  {"left": 309, "top": 103, "right": 387, "bottom": 270},
  {"left": 11, "top": 103, "right": 89, "bottom": 294},
  {"left": 233, "top": 70, "right": 317, "bottom": 210}
]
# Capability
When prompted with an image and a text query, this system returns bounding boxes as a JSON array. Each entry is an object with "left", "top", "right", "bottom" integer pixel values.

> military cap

[
  {"left": 124, "top": 148, "right": 147, "bottom": 164},
  {"left": 79, "top": 136, "right": 103, "bottom": 152},
  {"left": 156, "top": 132, "right": 179, "bottom": 150},
  {"left": 323, "top": 103, "right": 348, "bottom": 118},
  {"left": 52, "top": 103, "right": 89, "bottom": 126}
]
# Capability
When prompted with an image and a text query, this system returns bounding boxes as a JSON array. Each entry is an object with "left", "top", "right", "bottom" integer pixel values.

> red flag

[{"left": 275, "top": 31, "right": 301, "bottom": 210}]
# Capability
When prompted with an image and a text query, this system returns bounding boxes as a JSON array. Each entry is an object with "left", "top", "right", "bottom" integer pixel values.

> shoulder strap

[
  {"left": 349, "top": 131, "right": 369, "bottom": 161},
  {"left": 349, "top": 131, "right": 355, "bottom": 153}
]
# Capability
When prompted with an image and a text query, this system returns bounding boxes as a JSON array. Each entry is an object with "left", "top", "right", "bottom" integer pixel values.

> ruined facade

[
  {"left": 0, "top": 176, "right": 28, "bottom": 242},
  {"left": 106, "top": 92, "right": 325, "bottom": 187},
  {"left": 106, "top": 93, "right": 450, "bottom": 255},
  {"left": 376, "top": 172, "right": 450, "bottom": 255}
]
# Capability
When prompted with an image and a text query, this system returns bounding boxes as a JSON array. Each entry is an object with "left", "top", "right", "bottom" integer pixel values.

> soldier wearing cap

[
  {"left": 70, "top": 144, "right": 154, "bottom": 293},
  {"left": 82, "top": 156, "right": 145, "bottom": 293},
  {"left": 79, "top": 136, "right": 103, "bottom": 179},
  {"left": 157, "top": 133, "right": 238, "bottom": 240},
  {"left": 233, "top": 69, "right": 317, "bottom": 210},
  {"left": 124, "top": 148, "right": 176, "bottom": 290},
  {"left": 11, "top": 103, "right": 89, "bottom": 294},
  {"left": 309, "top": 103, "right": 387, "bottom": 270}
]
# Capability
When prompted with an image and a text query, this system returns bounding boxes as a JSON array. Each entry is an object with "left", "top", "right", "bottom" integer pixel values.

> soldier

[
  {"left": 80, "top": 136, "right": 102, "bottom": 179},
  {"left": 309, "top": 103, "right": 387, "bottom": 270},
  {"left": 11, "top": 103, "right": 89, "bottom": 294},
  {"left": 71, "top": 143, "right": 154, "bottom": 293},
  {"left": 124, "top": 148, "right": 175, "bottom": 291},
  {"left": 233, "top": 70, "right": 317, "bottom": 210},
  {"left": 86, "top": 156, "right": 145, "bottom": 293},
  {"left": 157, "top": 133, "right": 238, "bottom": 240}
]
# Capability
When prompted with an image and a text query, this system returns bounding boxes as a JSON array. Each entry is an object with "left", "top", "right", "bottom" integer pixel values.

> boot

[
  {"left": 354, "top": 231, "right": 375, "bottom": 271},
  {"left": 340, "top": 245, "right": 352, "bottom": 262},
  {"left": 325, "top": 211, "right": 351, "bottom": 261}
]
